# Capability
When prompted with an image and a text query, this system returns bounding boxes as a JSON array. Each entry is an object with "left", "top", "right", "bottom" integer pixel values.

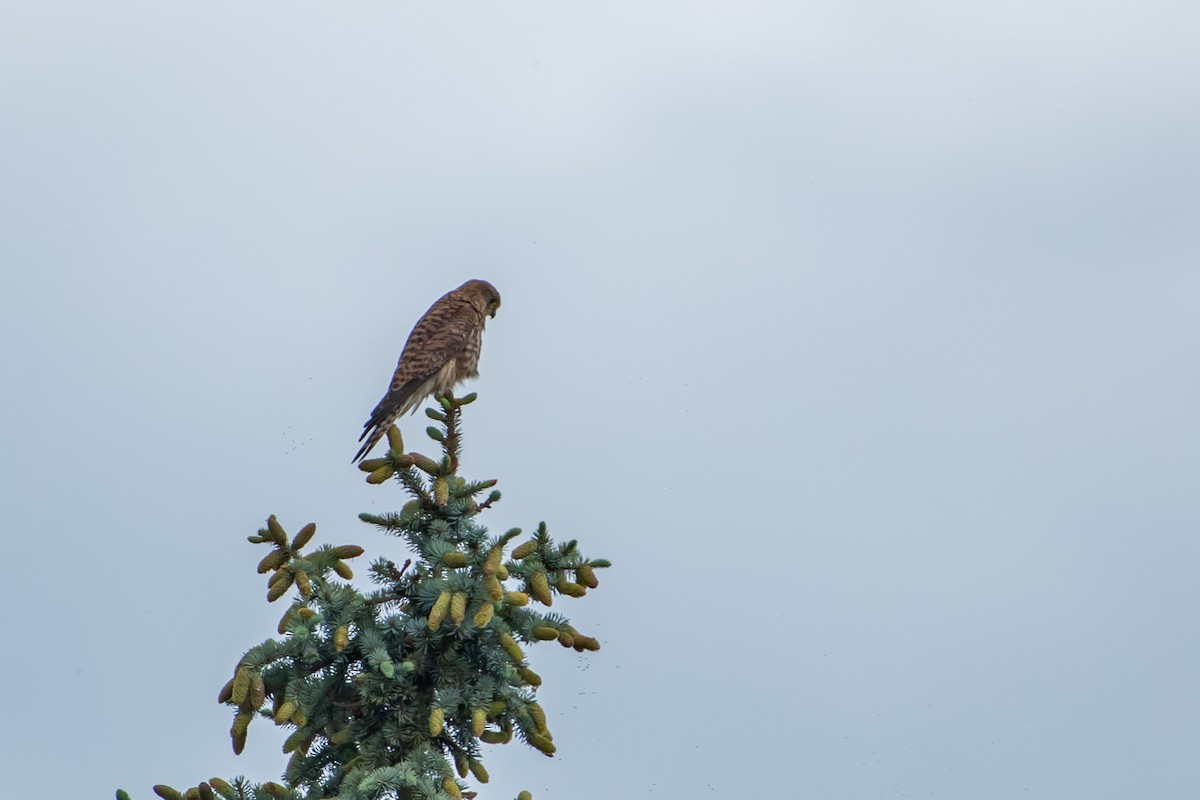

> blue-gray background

[{"left": 2, "top": 2, "right": 1198, "bottom": 797}]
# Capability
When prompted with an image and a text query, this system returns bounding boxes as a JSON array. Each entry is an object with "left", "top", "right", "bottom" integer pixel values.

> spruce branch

[{"left": 124, "top": 393, "right": 606, "bottom": 800}]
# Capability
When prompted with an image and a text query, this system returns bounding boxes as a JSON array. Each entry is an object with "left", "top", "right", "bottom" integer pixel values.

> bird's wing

[{"left": 353, "top": 302, "right": 478, "bottom": 461}]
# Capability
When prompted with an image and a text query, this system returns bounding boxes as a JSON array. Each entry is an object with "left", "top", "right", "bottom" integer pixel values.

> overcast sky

[{"left": 3, "top": 2, "right": 1199, "bottom": 798}]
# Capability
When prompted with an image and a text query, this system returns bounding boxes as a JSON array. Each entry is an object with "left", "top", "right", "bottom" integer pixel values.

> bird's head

[{"left": 469, "top": 279, "right": 501, "bottom": 318}]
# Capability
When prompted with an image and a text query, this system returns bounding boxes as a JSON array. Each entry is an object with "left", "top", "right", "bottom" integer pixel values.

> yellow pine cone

[
  {"left": 517, "top": 666, "right": 542, "bottom": 686},
  {"left": 450, "top": 592, "right": 468, "bottom": 626},
  {"left": 484, "top": 574, "right": 504, "bottom": 601},
  {"left": 152, "top": 787, "right": 183, "bottom": 800},
  {"left": 472, "top": 602, "right": 494, "bottom": 628},
  {"left": 292, "top": 708, "right": 308, "bottom": 728},
  {"left": 333, "top": 560, "right": 354, "bottom": 580},
  {"left": 295, "top": 569, "right": 312, "bottom": 598},
  {"left": 197, "top": 783, "right": 215, "bottom": 800},
  {"left": 231, "top": 667, "right": 250, "bottom": 705},
  {"left": 576, "top": 564, "right": 598, "bottom": 588},
  {"left": 442, "top": 776, "right": 462, "bottom": 800},
  {"left": 510, "top": 540, "right": 537, "bottom": 560},
  {"left": 496, "top": 563, "right": 509, "bottom": 580},
  {"left": 472, "top": 707, "right": 486, "bottom": 736},
  {"left": 232, "top": 710, "right": 252, "bottom": 737},
  {"left": 329, "top": 725, "right": 353, "bottom": 745},
  {"left": 266, "top": 515, "right": 288, "bottom": 545},
  {"left": 274, "top": 700, "right": 296, "bottom": 725},
  {"left": 504, "top": 591, "right": 529, "bottom": 606},
  {"left": 267, "top": 571, "right": 294, "bottom": 602},
  {"left": 555, "top": 579, "right": 586, "bottom": 597},
  {"left": 282, "top": 728, "right": 309, "bottom": 754},
  {"left": 250, "top": 673, "right": 266, "bottom": 709},
  {"left": 488, "top": 700, "right": 506, "bottom": 716},
  {"left": 498, "top": 633, "right": 524, "bottom": 663},
  {"left": 330, "top": 545, "right": 365, "bottom": 559},
  {"left": 527, "top": 731, "right": 556, "bottom": 756},
  {"left": 429, "top": 706, "right": 446, "bottom": 737},
  {"left": 434, "top": 477, "right": 449, "bottom": 506},
  {"left": 386, "top": 425, "right": 404, "bottom": 453},
  {"left": 469, "top": 759, "right": 489, "bottom": 783},
  {"left": 366, "top": 464, "right": 395, "bottom": 484},
  {"left": 518, "top": 792, "right": 533, "bottom": 800},
  {"left": 479, "top": 729, "right": 507, "bottom": 744},
  {"left": 208, "top": 779, "right": 233, "bottom": 796},
  {"left": 334, "top": 624, "right": 350, "bottom": 652},
  {"left": 217, "top": 677, "right": 234, "bottom": 704},
  {"left": 291, "top": 522, "right": 317, "bottom": 549},
  {"left": 428, "top": 590, "right": 452, "bottom": 629},
  {"left": 530, "top": 571, "right": 552, "bottom": 606},
  {"left": 442, "top": 552, "right": 470, "bottom": 568},
  {"left": 532, "top": 626, "right": 559, "bottom": 641},
  {"left": 454, "top": 750, "right": 469, "bottom": 778},
  {"left": 528, "top": 702, "right": 547, "bottom": 732},
  {"left": 483, "top": 546, "right": 503, "bottom": 575},
  {"left": 298, "top": 607, "right": 317, "bottom": 620},
  {"left": 277, "top": 605, "right": 298, "bottom": 635},
  {"left": 358, "top": 457, "right": 388, "bottom": 472},
  {"left": 256, "top": 548, "right": 288, "bottom": 574}
]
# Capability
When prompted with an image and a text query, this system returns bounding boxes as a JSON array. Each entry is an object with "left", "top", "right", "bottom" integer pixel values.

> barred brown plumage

[{"left": 354, "top": 280, "right": 500, "bottom": 463}]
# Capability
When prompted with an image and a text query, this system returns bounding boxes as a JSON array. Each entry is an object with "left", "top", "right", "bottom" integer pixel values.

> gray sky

[{"left": 3, "top": 2, "right": 1199, "bottom": 798}]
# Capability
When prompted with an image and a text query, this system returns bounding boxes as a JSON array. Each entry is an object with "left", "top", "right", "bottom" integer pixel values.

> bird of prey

[{"left": 353, "top": 279, "right": 501, "bottom": 463}]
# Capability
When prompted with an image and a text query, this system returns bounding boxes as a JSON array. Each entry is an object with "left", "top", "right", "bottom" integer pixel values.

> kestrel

[{"left": 353, "top": 279, "right": 501, "bottom": 463}]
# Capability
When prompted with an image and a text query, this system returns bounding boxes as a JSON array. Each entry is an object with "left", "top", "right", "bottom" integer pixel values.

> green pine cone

[
  {"left": 274, "top": 700, "right": 296, "bottom": 725},
  {"left": 530, "top": 571, "right": 552, "bottom": 606},
  {"left": 330, "top": 545, "right": 365, "bottom": 559},
  {"left": 434, "top": 477, "right": 449, "bottom": 506},
  {"left": 498, "top": 633, "right": 524, "bottom": 663},
  {"left": 386, "top": 425, "right": 404, "bottom": 452},
  {"left": 334, "top": 624, "right": 350, "bottom": 652},
  {"left": 555, "top": 579, "right": 587, "bottom": 597},
  {"left": 472, "top": 707, "right": 487, "bottom": 736},
  {"left": 429, "top": 706, "right": 446, "bottom": 737},
  {"left": 208, "top": 778, "right": 233, "bottom": 796},
  {"left": 152, "top": 788, "right": 183, "bottom": 800},
  {"left": 250, "top": 673, "right": 266, "bottom": 709},
  {"left": 576, "top": 564, "right": 599, "bottom": 588},
  {"left": 532, "top": 626, "right": 559, "bottom": 641},
  {"left": 357, "top": 457, "right": 388, "bottom": 472},
  {"left": 528, "top": 702, "right": 547, "bottom": 732},
  {"left": 442, "top": 552, "right": 470, "bottom": 568},
  {"left": 469, "top": 759, "right": 490, "bottom": 783},
  {"left": 450, "top": 591, "right": 468, "bottom": 626},
  {"left": 454, "top": 750, "right": 470, "bottom": 778},
  {"left": 197, "top": 783, "right": 215, "bottom": 800},
  {"left": 256, "top": 548, "right": 288, "bottom": 574},
  {"left": 217, "top": 677, "right": 234, "bottom": 704},
  {"left": 483, "top": 545, "right": 503, "bottom": 575},
  {"left": 231, "top": 667, "right": 250, "bottom": 705},
  {"left": 518, "top": 792, "right": 533, "bottom": 800},
  {"left": 428, "top": 590, "right": 452, "bottom": 629},
  {"left": 291, "top": 522, "right": 317, "bottom": 549},
  {"left": 332, "top": 560, "right": 354, "bottom": 579},
  {"left": 472, "top": 602, "right": 494, "bottom": 628},
  {"left": 510, "top": 540, "right": 538, "bottom": 560},
  {"left": 484, "top": 574, "right": 504, "bottom": 601},
  {"left": 517, "top": 666, "right": 542, "bottom": 686},
  {"left": 442, "top": 776, "right": 462, "bottom": 800},
  {"left": 366, "top": 464, "right": 396, "bottom": 484},
  {"left": 504, "top": 591, "right": 529, "bottom": 606},
  {"left": 266, "top": 515, "right": 288, "bottom": 545}
]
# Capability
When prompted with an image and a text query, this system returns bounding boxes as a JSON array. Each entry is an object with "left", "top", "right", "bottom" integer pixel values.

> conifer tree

[{"left": 119, "top": 393, "right": 608, "bottom": 800}]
